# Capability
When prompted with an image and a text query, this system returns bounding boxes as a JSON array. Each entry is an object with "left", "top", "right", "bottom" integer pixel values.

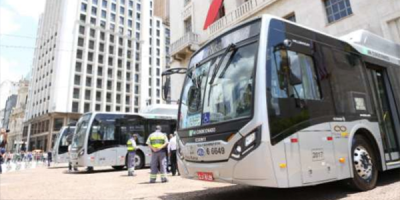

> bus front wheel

[
  {"left": 347, "top": 135, "right": 378, "bottom": 191},
  {"left": 135, "top": 151, "right": 145, "bottom": 169}
]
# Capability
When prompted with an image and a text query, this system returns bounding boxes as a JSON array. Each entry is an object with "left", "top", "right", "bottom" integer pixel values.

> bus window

[
  {"left": 88, "top": 114, "right": 121, "bottom": 153},
  {"left": 121, "top": 123, "right": 146, "bottom": 145},
  {"left": 149, "top": 120, "right": 176, "bottom": 135},
  {"left": 59, "top": 127, "right": 75, "bottom": 154},
  {"left": 271, "top": 50, "right": 321, "bottom": 101}
]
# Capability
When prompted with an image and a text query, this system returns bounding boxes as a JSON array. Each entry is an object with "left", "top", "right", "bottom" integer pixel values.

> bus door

[{"left": 367, "top": 65, "right": 400, "bottom": 162}]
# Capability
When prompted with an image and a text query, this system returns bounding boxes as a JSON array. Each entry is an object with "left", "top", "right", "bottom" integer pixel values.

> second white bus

[{"left": 70, "top": 112, "right": 176, "bottom": 171}]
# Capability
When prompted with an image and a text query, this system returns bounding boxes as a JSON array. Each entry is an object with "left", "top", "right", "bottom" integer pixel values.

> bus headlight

[
  {"left": 78, "top": 148, "right": 85, "bottom": 157},
  {"left": 231, "top": 126, "right": 262, "bottom": 160}
]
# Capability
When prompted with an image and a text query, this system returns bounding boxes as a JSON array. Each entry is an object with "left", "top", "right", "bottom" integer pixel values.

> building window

[
  {"left": 97, "top": 79, "right": 102, "bottom": 88},
  {"left": 72, "top": 102, "right": 79, "bottom": 112},
  {"left": 81, "top": 3, "right": 87, "bottom": 12},
  {"left": 90, "top": 17, "right": 96, "bottom": 25},
  {"left": 96, "top": 104, "right": 101, "bottom": 111},
  {"left": 80, "top": 14, "right": 86, "bottom": 22},
  {"left": 91, "top": 7, "right": 97, "bottom": 15},
  {"left": 217, "top": 3, "right": 225, "bottom": 19},
  {"left": 86, "top": 77, "right": 92, "bottom": 87},
  {"left": 77, "top": 49, "right": 83, "bottom": 59},
  {"left": 106, "top": 105, "right": 111, "bottom": 112},
  {"left": 84, "top": 103, "right": 90, "bottom": 113},
  {"left": 85, "top": 90, "right": 91, "bottom": 100},
  {"left": 96, "top": 91, "right": 102, "bottom": 101},
  {"left": 79, "top": 26, "right": 85, "bottom": 34},
  {"left": 285, "top": 13, "right": 296, "bottom": 22},
  {"left": 73, "top": 88, "right": 80, "bottom": 99},
  {"left": 53, "top": 118, "right": 64, "bottom": 131},
  {"left": 102, "top": 0, "right": 107, "bottom": 8},
  {"left": 76, "top": 62, "right": 82, "bottom": 72},
  {"left": 106, "top": 93, "right": 112, "bottom": 102},
  {"left": 324, "top": 0, "right": 352, "bottom": 23},
  {"left": 101, "top": 10, "right": 107, "bottom": 19},
  {"left": 74, "top": 75, "right": 81, "bottom": 85},
  {"left": 184, "top": 17, "right": 192, "bottom": 33}
]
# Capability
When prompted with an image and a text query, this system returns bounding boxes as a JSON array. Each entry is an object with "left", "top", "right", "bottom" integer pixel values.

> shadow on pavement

[
  {"left": 159, "top": 169, "right": 400, "bottom": 200},
  {"left": 63, "top": 168, "right": 123, "bottom": 174},
  {"left": 47, "top": 166, "right": 69, "bottom": 169}
]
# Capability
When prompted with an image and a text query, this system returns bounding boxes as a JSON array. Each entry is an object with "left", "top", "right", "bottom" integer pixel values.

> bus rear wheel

[{"left": 347, "top": 135, "right": 378, "bottom": 191}]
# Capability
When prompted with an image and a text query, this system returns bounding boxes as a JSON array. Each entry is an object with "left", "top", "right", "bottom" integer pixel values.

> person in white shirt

[
  {"left": 68, "top": 144, "right": 77, "bottom": 172},
  {"left": 168, "top": 132, "right": 179, "bottom": 176}
]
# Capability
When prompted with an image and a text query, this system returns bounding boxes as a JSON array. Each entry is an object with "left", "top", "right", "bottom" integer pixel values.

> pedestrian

[
  {"left": 126, "top": 133, "right": 137, "bottom": 176},
  {"left": 47, "top": 150, "right": 52, "bottom": 167},
  {"left": 147, "top": 125, "right": 169, "bottom": 183},
  {"left": 68, "top": 143, "right": 77, "bottom": 172},
  {"left": 0, "top": 128, "right": 8, "bottom": 174},
  {"left": 168, "top": 132, "right": 179, "bottom": 176}
]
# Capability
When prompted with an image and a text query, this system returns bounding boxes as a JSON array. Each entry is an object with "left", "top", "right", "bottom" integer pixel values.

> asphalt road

[{"left": 1, "top": 164, "right": 399, "bottom": 200}]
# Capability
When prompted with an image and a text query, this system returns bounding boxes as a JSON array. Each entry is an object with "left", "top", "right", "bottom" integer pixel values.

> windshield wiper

[{"left": 209, "top": 44, "right": 236, "bottom": 86}]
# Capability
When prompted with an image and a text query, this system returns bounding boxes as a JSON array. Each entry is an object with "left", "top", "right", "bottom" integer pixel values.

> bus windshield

[
  {"left": 72, "top": 114, "right": 91, "bottom": 150},
  {"left": 60, "top": 127, "right": 75, "bottom": 147},
  {"left": 179, "top": 40, "right": 259, "bottom": 130}
]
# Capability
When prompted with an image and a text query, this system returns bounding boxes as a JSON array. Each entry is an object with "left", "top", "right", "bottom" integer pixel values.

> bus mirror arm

[{"left": 161, "top": 68, "right": 188, "bottom": 103}]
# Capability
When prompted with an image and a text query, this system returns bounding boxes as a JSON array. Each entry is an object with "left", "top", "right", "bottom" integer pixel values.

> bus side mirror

[{"left": 161, "top": 68, "right": 187, "bottom": 103}]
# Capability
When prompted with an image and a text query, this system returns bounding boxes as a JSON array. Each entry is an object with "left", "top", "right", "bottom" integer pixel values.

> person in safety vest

[
  {"left": 127, "top": 133, "right": 137, "bottom": 176},
  {"left": 146, "top": 125, "right": 169, "bottom": 183}
]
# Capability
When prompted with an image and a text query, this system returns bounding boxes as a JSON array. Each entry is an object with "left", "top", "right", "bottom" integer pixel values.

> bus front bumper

[{"left": 178, "top": 143, "right": 279, "bottom": 187}]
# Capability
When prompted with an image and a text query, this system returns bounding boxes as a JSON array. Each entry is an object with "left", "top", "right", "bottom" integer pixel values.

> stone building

[{"left": 169, "top": 0, "right": 400, "bottom": 101}]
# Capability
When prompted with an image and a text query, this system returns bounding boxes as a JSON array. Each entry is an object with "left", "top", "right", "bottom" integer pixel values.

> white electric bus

[
  {"left": 70, "top": 111, "right": 177, "bottom": 171},
  {"left": 164, "top": 15, "right": 400, "bottom": 191},
  {"left": 52, "top": 125, "right": 76, "bottom": 164}
]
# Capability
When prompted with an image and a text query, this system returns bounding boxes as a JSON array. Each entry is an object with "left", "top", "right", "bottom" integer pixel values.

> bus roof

[
  {"left": 205, "top": 15, "right": 400, "bottom": 67},
  {"left": 341, "top": 30, "right": 400, "bottom": 66},
  {"left": 84, "top": 112, "right": 177, "bottom": 120}
]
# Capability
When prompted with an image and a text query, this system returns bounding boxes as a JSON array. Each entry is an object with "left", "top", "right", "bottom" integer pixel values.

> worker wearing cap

[
  {"left": 147, "top": 125, "right": 169, "bottom": 183},
  {"left": 126, "top": 133, "right": 137, "bottom": 176}
]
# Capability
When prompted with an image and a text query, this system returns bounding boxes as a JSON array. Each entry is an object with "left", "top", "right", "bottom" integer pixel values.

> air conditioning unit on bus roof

[
  {"left": 142, "top": 104, "right": 178, "bottom": 116},
  {"left": 341, "top": 30, "right": 400, "bottom": 65}
]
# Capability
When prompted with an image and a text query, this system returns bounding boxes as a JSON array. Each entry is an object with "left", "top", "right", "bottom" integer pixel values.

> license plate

[{"left": 197, "top": 172, "right": 214, "bottom": 181}]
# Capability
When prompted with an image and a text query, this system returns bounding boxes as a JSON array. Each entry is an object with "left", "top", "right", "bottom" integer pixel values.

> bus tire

[
  {"left": 347, "top": 135, "right": 378, "bottom": 191},
  {"left": 135, "top": 151, "right": 145, "bottom": 169}
]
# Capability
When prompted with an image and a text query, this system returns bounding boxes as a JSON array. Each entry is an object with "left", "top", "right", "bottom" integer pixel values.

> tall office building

[{"left": 24, "top": 0, "right": 166, "bottom": 151}]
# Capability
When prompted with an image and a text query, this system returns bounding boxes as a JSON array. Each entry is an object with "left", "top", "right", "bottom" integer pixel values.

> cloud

[
  {"left": 0, "top": 56, "right": 23, "bottom": 82},
  {"left": 0, "top": 7, "right": 20, "bottom": 34},
  {"left": 4, "top": 0, "right": 46, "bottom": 20}
]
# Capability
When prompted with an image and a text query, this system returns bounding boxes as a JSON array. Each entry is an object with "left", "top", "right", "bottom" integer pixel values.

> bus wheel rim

[
  {"left": 135, "top": 155, "right": 141, "bottom": 167},
  {"left": 354, "top": 145, "right": 373, "bottom": 180}
]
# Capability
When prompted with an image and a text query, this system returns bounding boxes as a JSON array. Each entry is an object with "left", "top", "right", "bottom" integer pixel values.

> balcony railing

[
  {"left": 170, "top": 31, "right": 199, "bottom": 60},
  {"left": 208, "top": 0, "right": 277, "bottom": 35}
]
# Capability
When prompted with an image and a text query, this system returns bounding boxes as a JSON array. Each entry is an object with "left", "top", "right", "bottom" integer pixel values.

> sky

[{"left": 0, "top": 0, "right": 46, "bottom": 83}]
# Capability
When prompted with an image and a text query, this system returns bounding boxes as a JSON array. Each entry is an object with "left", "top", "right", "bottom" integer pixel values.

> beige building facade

[
  {"left": 7, "top": 79, "right": 29, "bottom": 152},
  {"left": 169, "top": 0, "right": 400, "bottom": 101}
]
